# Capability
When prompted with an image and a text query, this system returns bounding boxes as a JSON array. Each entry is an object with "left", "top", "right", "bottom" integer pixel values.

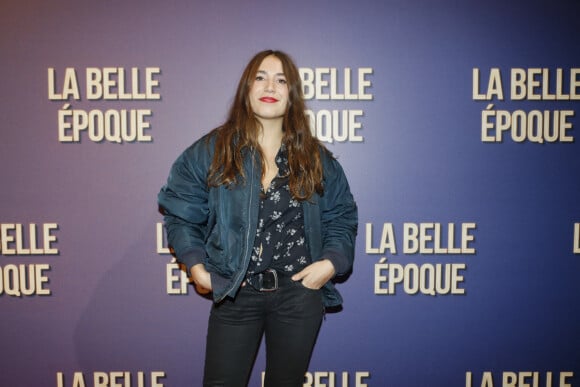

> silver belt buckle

[{"left": 259, "top": 269, "right": 278, "bottom": 291}]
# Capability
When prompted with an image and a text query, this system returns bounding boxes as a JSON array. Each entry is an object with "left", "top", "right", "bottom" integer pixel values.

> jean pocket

[{"left": 295, "top": 280, "right": 321, "bottom": 292}]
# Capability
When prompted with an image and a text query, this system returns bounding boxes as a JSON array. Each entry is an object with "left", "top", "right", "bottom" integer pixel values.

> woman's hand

[
  {"left": 291, "top": 259, "right": 336, "bottom": 290},
  {"left": 190, "top": 263, "right": 212, "bottom": 292}
]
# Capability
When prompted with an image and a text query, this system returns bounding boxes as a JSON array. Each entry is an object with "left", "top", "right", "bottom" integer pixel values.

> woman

[{"left": 158, "top": 49, "right": 358, "bottom": 387}]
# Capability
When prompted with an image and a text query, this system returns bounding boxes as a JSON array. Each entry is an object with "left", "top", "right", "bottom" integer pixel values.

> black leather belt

[{"left": 246, "top": 268, "right": 287, "bottom": 292}]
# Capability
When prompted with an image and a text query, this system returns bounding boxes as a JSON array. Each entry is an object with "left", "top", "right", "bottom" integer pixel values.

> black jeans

[{"left": 203, "top": 279, "right": 324, "bottom": 387}]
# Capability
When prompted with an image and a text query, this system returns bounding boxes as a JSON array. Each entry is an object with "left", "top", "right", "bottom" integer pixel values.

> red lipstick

[{"left": 259, "top": 97, "right": 278, "bottom": 103}]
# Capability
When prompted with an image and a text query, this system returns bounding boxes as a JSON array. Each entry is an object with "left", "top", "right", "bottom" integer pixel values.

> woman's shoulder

[
  {"left": 317, "top": 143, "right": 341, "bottom": 169},
  {"left": 182, "top": 129, "right": 219, "bottom": 158}
]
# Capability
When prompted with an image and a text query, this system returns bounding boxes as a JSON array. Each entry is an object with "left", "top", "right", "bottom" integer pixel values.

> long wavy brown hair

[{"left": 207, "top": 50, "right": 326, "bottom": 200}]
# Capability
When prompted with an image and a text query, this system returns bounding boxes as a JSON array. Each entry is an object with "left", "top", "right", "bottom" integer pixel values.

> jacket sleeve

[
  {"left": 157, "top": 138, "right": 212, "bottom": 272},
  {"left": 319, "top": 153, "right": 358, "bottom": 276}
]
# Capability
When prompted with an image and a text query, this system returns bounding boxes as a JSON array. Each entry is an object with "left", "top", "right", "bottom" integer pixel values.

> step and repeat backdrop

[{"left": 1, "top": 0, "right": 579, "bottom": 386}]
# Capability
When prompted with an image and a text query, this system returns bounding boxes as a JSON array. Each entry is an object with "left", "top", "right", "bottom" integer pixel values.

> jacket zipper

[{"left": 216, "top": 149, "right": 256, "bottom": 302}]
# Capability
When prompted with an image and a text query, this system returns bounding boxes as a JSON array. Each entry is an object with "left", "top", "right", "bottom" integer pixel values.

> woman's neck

[
  {"left": 257, "top": 119, "right": 283, "bottom": 155},
  {"left": 257, "top": 119, "right": 284, "bottom": 192}
]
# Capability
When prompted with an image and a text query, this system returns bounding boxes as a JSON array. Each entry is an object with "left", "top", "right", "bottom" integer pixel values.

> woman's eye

[
  {"left": 277, "top": 78, "right": 287, "bottom": 84},
  {"left": 255, "top": 75, "right": 265, "bottom": 81}
]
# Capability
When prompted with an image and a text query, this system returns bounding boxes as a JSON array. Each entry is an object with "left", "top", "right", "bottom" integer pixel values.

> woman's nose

[{"left": 265, "top": 79, "right": 275, "bottom": 92}]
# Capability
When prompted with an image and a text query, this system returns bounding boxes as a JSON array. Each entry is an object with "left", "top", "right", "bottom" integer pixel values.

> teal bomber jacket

[{"left": 158, "top": 132, "right": 358, "bottom": 307}]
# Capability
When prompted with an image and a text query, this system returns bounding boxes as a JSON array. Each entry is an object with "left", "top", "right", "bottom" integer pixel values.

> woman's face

[{"left": 248, "top": 55, "right": 289, "bottom": 126}]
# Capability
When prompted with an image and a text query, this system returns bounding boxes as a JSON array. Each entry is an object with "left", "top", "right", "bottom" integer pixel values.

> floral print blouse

[{"left": 246, "top": 144, "right": 311, "bottom": 277}]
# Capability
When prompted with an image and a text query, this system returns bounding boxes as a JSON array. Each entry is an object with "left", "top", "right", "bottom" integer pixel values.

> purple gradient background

[{"left": 1, "top": 1, "right": 579, "bottom": 386}]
